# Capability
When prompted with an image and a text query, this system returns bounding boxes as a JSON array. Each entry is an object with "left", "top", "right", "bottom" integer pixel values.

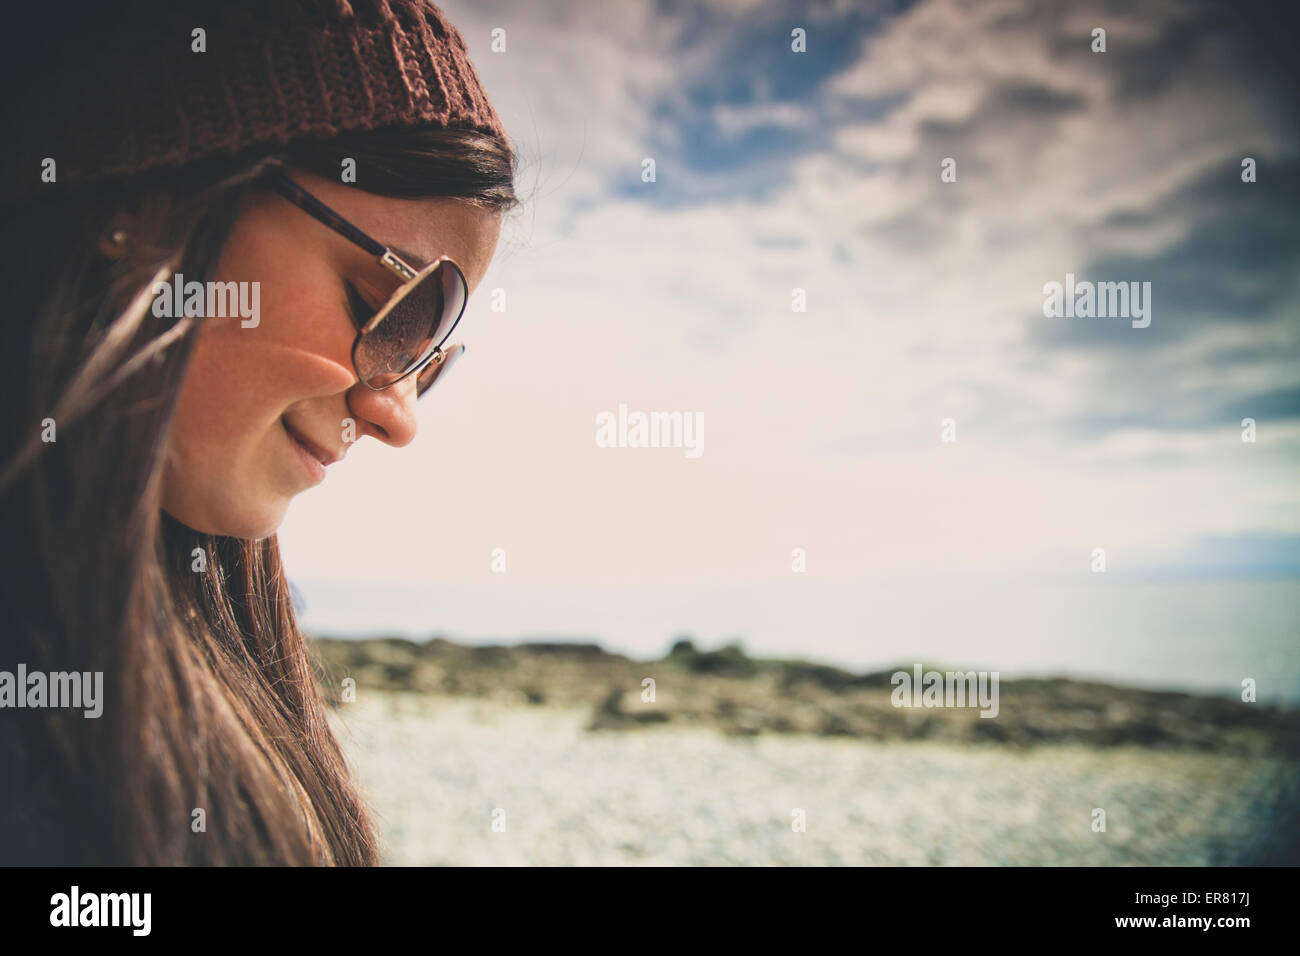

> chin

[
  {"left": 162, "top": 499, "right": 288, "bottom": 541},
  {"left": 226, "top": 506, "right": 289, "bottom": 541}
]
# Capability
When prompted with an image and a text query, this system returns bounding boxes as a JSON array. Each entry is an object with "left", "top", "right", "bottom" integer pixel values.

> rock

[
  {"left": 682, "top": 643, "right": 757, "bottom": 678},
  {"left": 587, "top": 686, "right": 669, "bottom": 731}
]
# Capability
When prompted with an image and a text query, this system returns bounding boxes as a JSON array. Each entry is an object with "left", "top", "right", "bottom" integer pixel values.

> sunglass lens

[{"left": 354, "top": 260, "right": 467, "bottom": 389}]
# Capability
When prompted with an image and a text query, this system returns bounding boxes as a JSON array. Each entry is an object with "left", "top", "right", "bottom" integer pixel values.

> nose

[{"left": 345, "top": 374, "right": 419, "bottom": 447}]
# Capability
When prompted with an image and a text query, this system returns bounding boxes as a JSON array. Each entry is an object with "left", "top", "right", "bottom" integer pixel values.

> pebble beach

[{"left": 329, "top": 689, "right": 1298, "bottom": 866}]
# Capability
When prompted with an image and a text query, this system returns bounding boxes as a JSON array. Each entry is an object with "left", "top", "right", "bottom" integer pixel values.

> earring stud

[{"left": 98, "top": 224, "right": 130, "bottom": 260}]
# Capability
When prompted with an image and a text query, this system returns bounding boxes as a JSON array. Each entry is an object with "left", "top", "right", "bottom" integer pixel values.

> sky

[{"left": 278, "top": 0, "right": 1299, "bottom": 687}]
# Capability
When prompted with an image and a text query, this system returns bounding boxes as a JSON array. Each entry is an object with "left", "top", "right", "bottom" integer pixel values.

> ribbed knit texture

[{"left": 1, "top": 0, "right": 507, "bottom": 207}]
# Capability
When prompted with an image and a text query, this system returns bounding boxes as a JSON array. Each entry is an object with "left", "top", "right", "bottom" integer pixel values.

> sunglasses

[{"left": 269, "top": 173, "right": 468, "bottom": 398}]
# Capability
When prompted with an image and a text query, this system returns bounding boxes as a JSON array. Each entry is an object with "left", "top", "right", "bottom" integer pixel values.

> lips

[{"left": 281, "top": 418, "right": 343, "bottom": 467}]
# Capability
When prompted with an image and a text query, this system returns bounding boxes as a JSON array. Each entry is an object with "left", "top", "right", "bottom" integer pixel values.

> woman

[{"left": 0, "top": 0, "right": 519, "bottom": 864}]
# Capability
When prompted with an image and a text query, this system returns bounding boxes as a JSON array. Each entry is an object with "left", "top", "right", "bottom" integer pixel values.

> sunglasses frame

[{"left": 268, "top": 173, "right": 469, "bottom": 396}]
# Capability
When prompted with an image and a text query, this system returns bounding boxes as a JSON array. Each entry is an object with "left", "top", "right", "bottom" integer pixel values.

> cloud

[{"left": 280, "top": 0, "right": 1300, "bottom": 597}]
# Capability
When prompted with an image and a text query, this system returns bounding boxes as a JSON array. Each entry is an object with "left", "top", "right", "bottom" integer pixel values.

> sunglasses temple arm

[{"left": 269, "top": 175, "right": 388, "bottom": 258}]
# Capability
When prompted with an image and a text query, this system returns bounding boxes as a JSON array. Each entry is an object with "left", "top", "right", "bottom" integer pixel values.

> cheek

[
  {"left": 164, "top": 217, "right": 359, "bottom": 514},
  {"left": 171, "top": 286, "right": 351, "bottom": 459},
  {"left": 210, "top": 222, "right": 358, "bottom": 394}
]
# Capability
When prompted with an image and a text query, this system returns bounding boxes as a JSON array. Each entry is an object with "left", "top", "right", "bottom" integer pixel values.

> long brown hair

[{"left": 0, "top": 126, "right": 520, "bottom": 864}]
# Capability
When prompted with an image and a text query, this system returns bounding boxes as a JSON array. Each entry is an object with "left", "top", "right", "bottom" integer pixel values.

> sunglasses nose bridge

[{"left": 415, "top": 342, "right": 464, "bottom": 397}]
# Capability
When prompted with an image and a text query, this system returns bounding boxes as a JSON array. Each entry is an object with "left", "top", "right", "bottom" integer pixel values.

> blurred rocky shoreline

[{"left": 310, "top": 636, "right": 1300, "bottom": 756}]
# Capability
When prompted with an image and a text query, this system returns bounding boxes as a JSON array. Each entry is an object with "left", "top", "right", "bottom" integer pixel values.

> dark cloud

[
  {"left": 1219, "top": 387, "right": 1300, "bottom": 423},
  {"left": 1032, "top": 155, "right": 1300, "bottom": 352}
]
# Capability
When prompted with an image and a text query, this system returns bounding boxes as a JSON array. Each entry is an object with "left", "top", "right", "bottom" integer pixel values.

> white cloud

[{"left": 281, "top": 0, "right": 1299, "bottom": 612}]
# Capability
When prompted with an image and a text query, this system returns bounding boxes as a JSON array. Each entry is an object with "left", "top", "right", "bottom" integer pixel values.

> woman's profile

[{"left": 0, "top": 0, "right": 519, "bottom": 865}]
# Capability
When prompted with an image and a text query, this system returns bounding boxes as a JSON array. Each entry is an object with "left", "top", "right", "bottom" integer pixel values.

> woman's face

[{"left": 161, "top": 168, "right": 502, "bottom": 539}]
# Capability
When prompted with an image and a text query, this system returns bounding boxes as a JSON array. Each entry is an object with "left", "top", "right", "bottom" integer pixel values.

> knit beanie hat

[{"left": 0, "top": 0, "right": 507, "bottom": 208}]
